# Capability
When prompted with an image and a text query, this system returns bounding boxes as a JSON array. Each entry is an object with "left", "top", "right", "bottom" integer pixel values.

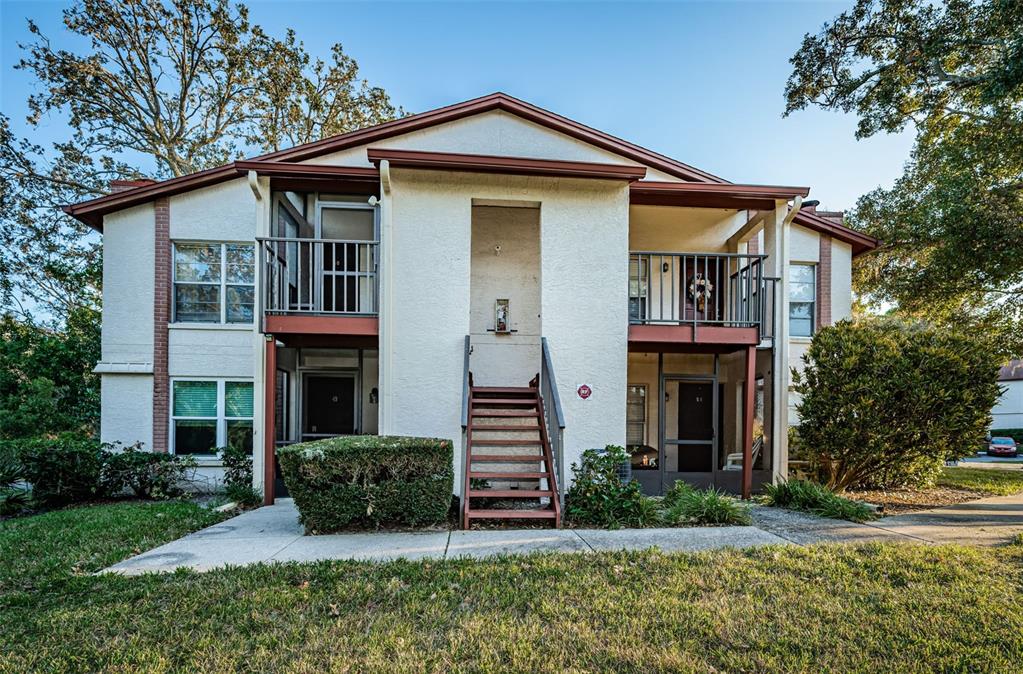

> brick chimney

[{"left": 109, "top": 178, "right": 156, "bottom": 194}]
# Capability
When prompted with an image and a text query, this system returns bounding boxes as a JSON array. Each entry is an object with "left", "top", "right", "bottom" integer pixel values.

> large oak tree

[
  {"left": 0, "top": 0, "right": 401, "bottom": 437},
  {"left": 785, "top": 0, "right": 1023, "bottom": 352}
]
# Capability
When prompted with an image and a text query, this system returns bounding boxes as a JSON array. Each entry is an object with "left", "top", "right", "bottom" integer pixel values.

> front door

[
  {"left": 302, "top": 374, "right": 356, "bottom": 440},
  {"left": 662, "top": 378, "right": 716, "bottom": 491}
]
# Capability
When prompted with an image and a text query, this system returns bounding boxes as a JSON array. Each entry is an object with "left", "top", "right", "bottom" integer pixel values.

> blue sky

[{"left": 0, "top": 0, "right": 915, "bottom": 210}]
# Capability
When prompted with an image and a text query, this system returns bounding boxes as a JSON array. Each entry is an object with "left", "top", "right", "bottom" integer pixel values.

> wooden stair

[{"left": 462, "top": 379, "right": 561, "bottom": 528}]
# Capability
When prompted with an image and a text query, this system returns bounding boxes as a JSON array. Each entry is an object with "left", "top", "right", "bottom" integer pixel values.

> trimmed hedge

[
  {"left": 4, "top": 436, "right": 110, "bottom": 505},
  {"left": 277, "top": 435, "right": 453, "bottom": 532}
]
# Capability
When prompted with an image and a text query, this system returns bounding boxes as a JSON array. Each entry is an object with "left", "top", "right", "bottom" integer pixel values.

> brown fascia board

[
  {"left": 793, "top": 209, "right": 879, "bottom": 256},
  {"left": 367, "top": 148, "right": 648, "bottom": 181},
  {"left": 232, "top": 160, "right": 379, "bottom": 180},
  {"left": 630, "top": 181, "right": 810, "bottom": 211},
  {"left": 266, "top": 92, "right": 724, "bottom": 183}
]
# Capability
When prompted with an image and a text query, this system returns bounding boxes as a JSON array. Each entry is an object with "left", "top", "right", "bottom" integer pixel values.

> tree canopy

[
  {"left": 785, "top": 0, "right": 1023, "bottom": 352},
  {"left": 0, "top": 0, "right": 402, "bottom": 438}
]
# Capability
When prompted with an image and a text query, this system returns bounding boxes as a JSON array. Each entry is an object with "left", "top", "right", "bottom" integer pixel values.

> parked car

[{"left": 987, "top": 436, "right": 1018, "bottom": 457}]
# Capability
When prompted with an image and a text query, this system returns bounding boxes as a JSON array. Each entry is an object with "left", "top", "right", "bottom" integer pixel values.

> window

[
  {"left": 628, "top": 257, "right": 648, "bottom": 322},
  {"left": 789, "top": 263, "right": 816, "bottom": 337},
  {"left": 171, "top": 380, "right": 253, "bottom": 456},
  {"left": 173, "top": 243, "right": 255, "bottom": 323},
  {"left": 626, "top": 385, "right": 647, "bottom": 446}
]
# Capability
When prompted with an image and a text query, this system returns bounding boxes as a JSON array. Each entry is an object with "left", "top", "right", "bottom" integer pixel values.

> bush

[
  {"left": 763, "top": 479, "right": 876, "bottom": 522},
  {"left": 13, "top": 435, "right": 110, "bottom": 505},
  {"left": 794, "top": 319, "right": 1001, "bottom": 491},
  {"left": 662, "top": 481, "right": 751, "bottom": 526},
  {"left": 0, "top": 452, "right": 29, "bottom": 516},
  {"left": 277, "top": 435, "right": 453, "bottom": 532},
  {"left": 221, "top": 444, "right": 253, "bottom": 489},
  {"left": 565, "top": 446, "right": 659, "bottom": 528},
  {"left": 103, "top": 444, "right": 196, "bottom": 499}
]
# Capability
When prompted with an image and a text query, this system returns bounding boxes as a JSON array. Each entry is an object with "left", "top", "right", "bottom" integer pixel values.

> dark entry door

[
  {"left": 303, "top": 374, "right": 356, "bottom": 440},
  {"left": 662, "top": 379, "right": 716, "bottom": 491}
]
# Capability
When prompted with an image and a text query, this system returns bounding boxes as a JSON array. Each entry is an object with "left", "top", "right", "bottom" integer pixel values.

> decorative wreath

[{"left": 687, "top": 273, "right": 714, "bottom": 308}]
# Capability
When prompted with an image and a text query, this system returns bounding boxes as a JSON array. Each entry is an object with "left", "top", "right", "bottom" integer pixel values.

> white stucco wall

[
  {"left": 992, "top": 380, "right": 1023, "bottom": 429},
  {"left": 304, "top": 110, "right": 680, "bottom": 182},
  {"left": 168, "top": 327, "right": 255, "bottom": 378},
  {"left": 100, "top": 374, "right": 154, "bottom": 450},
  {"left": 101, "top": 203, "right": 155, "bottom": 364},
  {"left": 469, "top": 205, "right": 542, "bottom": 386},
  {"left": 169, "top": 178, "right": 256, "bottom": 242},
  {"left": 380, "top": 168, "right": 629, "bottom": 493}
]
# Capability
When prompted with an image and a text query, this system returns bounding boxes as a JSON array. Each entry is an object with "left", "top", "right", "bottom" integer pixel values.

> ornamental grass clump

[
  {"left": 662, "top": 481, "right": 751, "bottom": 526},
  {"left": 763, "top": 479, "right": 876, "bottom": 522},
  {"left": 277, "top": 435, "right": 453, "bottom": 533}
]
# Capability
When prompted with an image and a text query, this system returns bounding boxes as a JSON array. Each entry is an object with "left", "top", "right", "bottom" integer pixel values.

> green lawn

[
  {"left": 2, "top": 503, "right": 1023, "bottom": 673},
  {"left": 938, "top": 466, "right": 1023, "bottom": 495}
]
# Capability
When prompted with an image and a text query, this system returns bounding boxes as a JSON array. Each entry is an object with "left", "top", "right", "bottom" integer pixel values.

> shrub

[
  {"left": 565, "top": 446, "right": 658, "bottom": 528},
  {"left": 221, "top": 444, "right": 253, "bottom": 489},
  {"left": 794, "top": 318, "right": 1001, "bottom": 491},
  {"left": 103, "top": 444, "right": 196, "bottom": 499},
  {"left": 662, "top": 481, "right": 751, "bottom": 526},
  {"left": 225, "top": 483, "right": 262, "bottom": 507},
  {"left": 277, "top": 435, "right": 453, "bottom": 532},
  {"left": 13, "top": 435, "right": 110, "bottom": 505},
  {"left": 763, "top": 479, "right": 876, "bottom": 522},
  {"left": 0, "top": 452, "right": 29, "bottom": 516}
]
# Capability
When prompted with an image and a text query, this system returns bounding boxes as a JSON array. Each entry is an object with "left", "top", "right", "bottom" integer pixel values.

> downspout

[
  {"left": 783, "top": 195, "right": 803, "bottom": 227},
  {"left": 247, "top": 170, "right": 262, "bottom": 200},
  {"left": 378, "top": 160, "right": 393, "bottom": 434}
]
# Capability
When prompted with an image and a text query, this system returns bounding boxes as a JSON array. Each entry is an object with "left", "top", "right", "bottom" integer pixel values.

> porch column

[
  {"left": 742, "top": 344, "right": 756, "bottom": 499},
  {"left": 263, "top": 335, "right": 277, "bottom": 506},
  {"left": 763, "top": 201, "right": 790, "bottom": 483}
]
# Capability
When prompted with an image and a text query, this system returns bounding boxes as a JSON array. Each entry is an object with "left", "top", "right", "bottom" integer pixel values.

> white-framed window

[
  {"left": 171, "top": 379, "right": 254, "bottom": 457},
  {"left": 789, "top": 263, "right": 816, "bottom": 337},
  {"left": 626, "top": 384, "right": 647, "bottom": 446},
  {"left": 173, "top": 242, "right": 255, "bottom": 323}
]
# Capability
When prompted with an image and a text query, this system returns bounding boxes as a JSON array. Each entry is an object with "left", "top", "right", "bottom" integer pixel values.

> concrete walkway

[
  {"left": 104, "top": 499, "right": 787, "bottom": 574},
  {"left": 104, "top": 493, "right": 1023, "bottom": 574}
]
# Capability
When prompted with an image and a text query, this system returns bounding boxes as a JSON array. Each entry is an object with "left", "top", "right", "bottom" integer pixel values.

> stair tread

[
  {"left": 471, "top": 398, "right": 537, "bottom": 406},
  {"left": 471, "top": 454, "right": 546, "bottom": 462},
  {"left": 470, "top": 439, "right": 542, "bottom": 446},
  {"left": 469, "top": 489, "right": 552, "bottom": 497},
  {"left": 468, "top": 424, "right": 540, "bottom": 431},
  {"left": 471, "top": 410, "right": 538, "bottom": 417},
  {"left": 471, "top": 387, "right": 535, "bottom": 394},
  {"left": 467, "top": 509, "right": 557, "bottom": 519},
  {"left": 470, "top": 471, "right": 548, "bottom": 479}
]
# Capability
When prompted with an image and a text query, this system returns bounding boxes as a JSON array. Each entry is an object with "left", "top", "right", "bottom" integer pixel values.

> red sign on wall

[{"left": 577, "top": 384, "right": 592, "bottom": 400}]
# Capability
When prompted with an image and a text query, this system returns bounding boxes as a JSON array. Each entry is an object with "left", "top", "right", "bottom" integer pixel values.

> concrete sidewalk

[
  {"left": 104, "top": 499, "right": 788, "bottom": 574},
  {"left": 104, "top": 492, "right": 1023, "bottom": 575}
]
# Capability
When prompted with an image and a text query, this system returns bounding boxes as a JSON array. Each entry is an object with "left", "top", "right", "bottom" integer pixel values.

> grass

[
  {"left": 937, "top": 466, "right": 1023, "bottom": 496},
  {"left": 763, "top": 479, "right": 877, "bottom": 522},
  {"left": 3, "top": 503, "right": 1023, "bottom": 672}
]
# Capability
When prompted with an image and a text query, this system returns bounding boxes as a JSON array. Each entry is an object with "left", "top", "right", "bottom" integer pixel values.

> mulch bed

[{"left": 846, "top": 486, "right": 985, "bottom": 515}]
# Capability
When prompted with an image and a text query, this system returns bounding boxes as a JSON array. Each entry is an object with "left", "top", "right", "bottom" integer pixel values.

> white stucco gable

[{"left": 302, "top": 109, "right": 682, "bottom": 182}]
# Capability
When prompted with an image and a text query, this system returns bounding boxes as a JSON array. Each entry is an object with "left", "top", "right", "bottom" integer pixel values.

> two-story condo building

[{"left": 66, "top": 93, "right": 877, "bottom": 527}]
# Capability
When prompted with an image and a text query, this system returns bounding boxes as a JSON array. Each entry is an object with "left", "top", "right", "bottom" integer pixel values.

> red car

[{"left": 987, "top": 437, "right": 1018, "bottom": 457}]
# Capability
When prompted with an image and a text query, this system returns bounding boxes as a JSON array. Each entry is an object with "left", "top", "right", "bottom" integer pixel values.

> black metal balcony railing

[
  {"left": 629, "top": 252, "right": 774, "bottom": 337},
  {"left": 259, "top": 237, "right": 378, "bottom": 315}
]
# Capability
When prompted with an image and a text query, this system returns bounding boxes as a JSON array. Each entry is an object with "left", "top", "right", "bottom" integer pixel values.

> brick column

[
  {"left": 152, "top": 198, "right": 171, "bottom": 452},
  {"left": 817, "top": 233, "right": 832, "bottom": 328}
]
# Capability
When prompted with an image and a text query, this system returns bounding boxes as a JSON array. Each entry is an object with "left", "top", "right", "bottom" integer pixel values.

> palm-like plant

[{"left": 0, "top": 453, "right": 30, "bottom": 516}]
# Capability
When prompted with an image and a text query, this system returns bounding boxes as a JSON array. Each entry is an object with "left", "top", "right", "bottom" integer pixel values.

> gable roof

[{"left": 62, "top": 91, "right": 877, "bottom": 254}]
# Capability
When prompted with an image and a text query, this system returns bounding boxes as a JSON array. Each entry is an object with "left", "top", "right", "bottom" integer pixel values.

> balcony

[
  {"left": 628, "top": 252, "right": 775, "bottom": 348},
  {"left": 258, "top": 236, "right": 379, "bottom": 341},
  {"left": 259, "top": 236, "right": 378, "bottom": 315}
]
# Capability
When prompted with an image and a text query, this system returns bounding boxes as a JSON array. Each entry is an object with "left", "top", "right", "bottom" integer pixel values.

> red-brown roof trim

[
  {"left": 367, "top": 149, "right": 648, "bottom": 181},
  {"left": 793, "top": 209, "right": 878, "bottom": 256},
  {"left": 266, "top": 92, "right": 721, "bottom": 182},
  {"left": 233, "top": 160, "right": 379, "bottom": 180}
]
